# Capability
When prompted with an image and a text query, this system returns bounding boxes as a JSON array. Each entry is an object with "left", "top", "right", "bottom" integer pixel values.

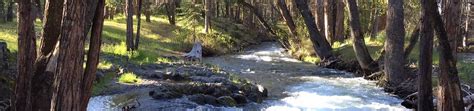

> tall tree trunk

[
  {"left": 315, "top": 0, "right": 325, "bottom": 37},
  {"left": 135, "top": 0, "right": 143, "bottom": 50},
  {"left": 385, "top": 0, "right": 407, "bottom": 85},
  {"left": 323, "top": 0, "right": 335, "bottom": 44},
  {"left": 126, "top": 0, "right": 134, "bottom": 51},
  {"left": 294, "top": 0, "right": 334, "bottom": 61},
  {"left": 31, "top": 0, "right": 64, "bottom": 110},
  {"left": 334, "top": 0, "right": 345, "bottom": 42},
  {"left": 276, "top": 0, "right": 300, "bottom": 47},
  {"left": 464, "top": 3, "right": 470, "bottom": 48},
  {"left": 80, "top": 0, "right": 105, "bottom": 109},
  {"left": 428, "top": 1, "right": 464, "bottom": 110},
  {"left": 6, "top": 1, "right": 14, "bottom": 22},
  {"left": 417, "top": 6, "right": 435, "bottom": 110},
  {"left": 165, "top": 0, "right": 176, "bottom": 25},
  {"left": 346, "top": 0, "right": 377, "bottom": 73},
  {"left": 49, "top": 0, "right": 87, "bottom": 110},
  {"left": 370, "top": 9, "right": 380, "bottom": 40},
  {"left": 14, "top": 0, "right": 36, "bottom": 110},
  {"left": 442, "top": 0, "right": 461, "bottom": 56},
  {"left": 0, "top": 1, "right": 5, "bottom": 23},
  {"left": 204, "top": 0, "right": 211, "bottom": 33}
]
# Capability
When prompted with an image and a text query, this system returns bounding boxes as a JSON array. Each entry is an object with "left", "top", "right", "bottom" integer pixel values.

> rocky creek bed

[{"left": 88, "top": 62, "right": 268, "bottom": 110}]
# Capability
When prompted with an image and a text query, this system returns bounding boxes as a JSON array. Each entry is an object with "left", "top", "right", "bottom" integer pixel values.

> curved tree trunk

[
  {"left": 346, "top": 0, "right": 377, "bottom": 73},
  {"left": 31, "top": 0, "right": 64, "bottom": 110},
  {"left": 384, "top": 0, "right": 407, "bottom": 85},
  {"left": 432, "top": 2, "right": 465, "bottom": 111},
  {"left": 276, "top": 0, "right": 300, "bottom": 47},
  {"left": 294, "top": 0, "right": 334, "bottom": 61}
]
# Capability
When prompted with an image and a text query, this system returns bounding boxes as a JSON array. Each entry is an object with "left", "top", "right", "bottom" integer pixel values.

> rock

[
  {"left": 217, "top": 96, "right": 237, "bottom": 107},
  {"left": 149, "top": 87, "right": 182, "bottom": 99},
  {"left": 189, "top": 76, "right": 228, "bottom": 83},
  {"left": 231, "top": 93, "right": 248, "bottom": 104},
  {"left": 187, "top": 94, "right": 218, "bottom": 106},
  {"left": 163, "top": 70, "right": 188, "bottom": 81}
]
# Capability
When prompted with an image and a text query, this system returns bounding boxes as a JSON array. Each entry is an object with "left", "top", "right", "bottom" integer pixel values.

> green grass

[{"left": 118, "top": 72, "right": 141, "bottom": 84}]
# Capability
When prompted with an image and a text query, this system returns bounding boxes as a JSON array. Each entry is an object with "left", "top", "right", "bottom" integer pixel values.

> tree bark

[
  {"left": 428, "top": 1, "right": 464, "bottom": 110},
  {"left": 417, "top": 6, "right": 434, "bottom": 110},
  {"left": 294, "top": 0, "right": 334, "bottom": 61},
  {"left": 276, "top": 0, "right": 300, "bottom": 46},
  {"left": 334, "top": 0, "right": 345, "bottom": 42},
  {"left": 80, "top": 0, "right": 105, "bottom": 109},
  {"left": 204, "top": 0, "right": 211, "bottom": 33},
  {"left": 165, "top": 0, "right": 176, "bottom": 25},
  {"left": 346, "top": 0, "right": 377, "bottom": 73},
  {"left": 384, "top": 0, "right": 407, "bottom": 85},
  {"left": 442, "top": 0, "right": 461, "bottom": 56},
  {"left": 135, "top": 0, "right": 143, "bottom": 50},
  {"left": 6, "top": 1, "right": 14, "bottom": 22},
  {"left": 0, "top": 1, "right": 5, "bottom": 23},
  {"left": 30, "top": 0, "right": 64, "bottom": 110},
  {"left": 49, "top": 0, "right": 87, "bottom": 110},
  {"left": 323, "top": 0, "right": 335, "bottom": 44},
  {"left": 126, "top": 0, "right": 134, "bottom": 51},
  {"left": 14, "top": 0, "right": 37, "bottom": 110},
  {"left": 315, "top": 0, "right": 325, "bottom": 34}
]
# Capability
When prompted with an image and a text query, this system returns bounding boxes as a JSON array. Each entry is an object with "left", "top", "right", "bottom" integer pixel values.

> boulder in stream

[{"left": 217, "top": 96, "right": 237, "bottom": 107}]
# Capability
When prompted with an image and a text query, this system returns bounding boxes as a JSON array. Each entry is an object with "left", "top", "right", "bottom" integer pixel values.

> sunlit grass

[{"left": 118, "top": 72, "right": 141, "bottom": 84}]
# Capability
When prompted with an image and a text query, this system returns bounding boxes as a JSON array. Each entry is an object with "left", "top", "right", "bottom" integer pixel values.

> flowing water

[{"left": 88, "top": 42, "right": 407, "bottom": 111}]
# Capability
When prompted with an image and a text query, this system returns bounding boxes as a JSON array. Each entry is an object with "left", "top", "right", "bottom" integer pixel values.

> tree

[
  {"left": 81, "top": 0, "right": 105, "bottom": 108},
  {"left": 276, "top": 0, "right": 300, "bottom": 48},
  {"left": 49, "top": 0, "right": 105, "bottom": 110},
  {"left": 294, "top": 0, "right": 334, "bottom": 61},
  {"left": 346, "top": 0, "right": 377, "bottom": 74},
  {"left": 135, "top": 0, "right": 143, "bottom": 50},
  {"left": 204, "top": 0, "right": 211, "bottom": 33},
  {"left": 126, "top": 0, "right": 134, "bottom": 51},
  {"left": 5, "top": 0, "right": 14, "bottom": 22},
  {"left": 323, "top": 0, "right": 335, "bottom": 44},
  {"left": 31, "top": 0, "right": 64, "bottom": 109},
  {"left": 315, "top": 0, "right": 325, "bottom": 35},
  {"left": 0, "top": 0, "right": 5, "bottom": 23},
  {"left": 165, "top": 0, "right": 176, "bottom": 25},
  {"left": 433, "top": 3, "right": 465, "bottom": 111},
  {"left": 417, "top": 3, "right": 434, "bottom": 110},
  {"left": 334, "top": 0, "right": 345, "bottom": 42},
  {"left": 384, "top": 0, "right": 407, "bottom": 85},
  {"left": 143, "top": 0, "right": 152, "bottom": 22},
  {"left": 13, "top": 0, "right": 37, "bottom": 110},
  {"left": 442, "top": 0, "right": 461, "bottom": 56}
]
